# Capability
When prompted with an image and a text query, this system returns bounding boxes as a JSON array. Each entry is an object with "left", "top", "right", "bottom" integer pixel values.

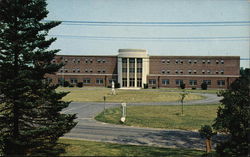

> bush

[
  {"left": 143, "top": 83, "right": 148, "bottom": 89},
  {"left": 152, "top": 86, "right": 156, "bottom": 89},
  {"left": 69, "top": 84, "right": 74, "bottom": 87},
  {"left": 180, "top": 83, "right": 185, "bottom": 89},
  {"left": 76, "top": 82, "right": 83, "bottom": 87},
  {"left": 63, "top": 81, "right": 70, "bottom": 87},
  {"left": 115, "top": 83, "right": 120, "bottom": 88},
  {"left": 192, "top": 87, "right": 196, "bottom": 90},
  {"left": 201, "top": 82, "right": 208, "bottom": 90}
]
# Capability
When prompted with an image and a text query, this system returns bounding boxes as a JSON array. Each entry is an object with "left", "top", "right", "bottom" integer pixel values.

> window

[
  {"left": 202, "top": 60, "right": 206, "bottom": 64},
  {"left": 64, "top": 69, "right": 68, "bottom": 73},
  {"left": 89, "top": 69, "right": 93, "bottom": 73},
  {"left": 216, "top": 60, "right": 219, "bottom": 64},
  {"left": 221, "top": 60, "right": 224, "bottom": 64},
  {"left": 188, "top": 60, "right": 192, "bottom": 64},
  {"left": 167, "top": 70, "right": 170, "bottom": 74},
  {"left": 203, "top": 80, "right": 211, "bottom": 85},
  {"left": 161, "top": 70, "right": 165, "bottom": 74},
  {"left": 202, "top": 70, "right": 205, "bottom": 74},
  {"left": 77, "top": 59, "right": 80, "bottom": 63},
  {"left": 77, "top": 68, "right": 80, "bottom": 73},
  {"left": 217, "top": 80, "right": 225, "bottom": 86},
  {"left": 60, "top": 69, "right": 63, "bottom": 73},
  {"left": 137, "top": 78, "right": 142, "bottom": 87},
  {"left": 96, "top": 78, "right": 104, "bottom": 84},
  {"left": 161, "top": 59, "right": 165, "bottom": 63},
  {"left": 180, "top": 70, "right": 183, "bottom": 74},
  {"left": 83, "top": 78, "right": 91, "bottom": 84},
  {"left": 122, "top": 58, "right": 127, "bottom": 63},
  {"left": 72, "top": 59, "right": 76, "bottom": 63},
  {"left": 193, "top": 70, "right": 197, "bottom": 74},
  {"left": 175, "top": 80, "right": 183, "bottom": 85},
  {"left": 221, "top": 70, "right": 224, "bottom": 75},
  {"left": 85, "top": 69, "right": 88, "bottom": 73},
  {"left": 175, "top": 70, "right": 179, "bottom": 74},
  {"left": 97, "top": 59, "right": 101, "bottom": 63},
  {"left": 188, "top": 70, "right": 192, "bottom": 74},
  {"left": 137, "top": 58, "right": 142, "bottom": 63},
  {"left": 58, "top": 78, "right": 65, "bottom": 85},
  {"left": 102, "top": 70, "right": 106, "bottom": 73},
  {"left": 122, "top": 78, "right": 127, "bottom": 87},
  {"left": 175, "top": 60, "right": 179, "bottom": 64},
  {"left": 64, "top": 59, "right": 68, "bottom": 63},
  {"left": 102, "top": 59, "right": 106, "bottom": 63},
  {"left": 207, "top": 70, "right": 211, "bottom": 74},
  {"left": 72, "top": 69, "right": 75, "bottom": 73},
  {"left": 167, "top": 60, "right": 170, "bottom": 64},
  {"left": 194, "top": 60, "right": 197, "bottom": 64},
  {"left": 137, "top": 68, "right": 142, "bottom": 73},
  {"left": 180, "top": 60, "right": 183, "bottom": 64},
  {"left": 129, "top": 78, "right": 135, "bottom": 86},
  {"left": 149, "top": 79, "right": 156, "bottom": 85},
  {"left": 52, "top": 59, "right": 56, "bottom": 63},
  {"left": 129, "top": 68, "right": 135, "bottom": 73},
  {"left": 89, "top": 59, "right": 93, "bottom": 63},
  {"left": 162, "top": 79, "right": 169, "bottom": 85},
  {"left": 189, "top": 80, "right": 197, "bottom": 85},
  {"left": 97, "top": 70, "right": 101, "bottom": 73},
  {"left": 122, "top": 68, "right": 127, "bottom": 73},
  {"left": 207, "top": 60, "right": 211, "bottom": 64},
  {"left": 85, "top": 59, "right": 88, "bottom": 63},
  {"left": 216, "top": 71, "right": 219, "bottom": 74},
  {"left": 129, "top": 58, "right": 135, "bottom": 63},
  {"left": 70, "top": 78, "right": 78, "bottom": 84}
]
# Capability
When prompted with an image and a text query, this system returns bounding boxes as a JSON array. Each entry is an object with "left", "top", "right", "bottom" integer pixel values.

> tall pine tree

[{"left": 0, "top": 0, "right": 77, "bottom": 155}]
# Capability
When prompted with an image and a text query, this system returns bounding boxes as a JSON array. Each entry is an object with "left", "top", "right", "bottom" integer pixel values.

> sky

[{"left": 46, "top": 0, "right": 250, "bottom": 68}]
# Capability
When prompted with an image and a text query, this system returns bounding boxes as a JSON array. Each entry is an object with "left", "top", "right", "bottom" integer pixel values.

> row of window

[
  {"left": 59, "top": 69, "right": 107, "bottom": 73},
  {"left": 161, "top": 59, "right": 224, "bottom": 64},
  {"left": 161, "top": 70, "right": 224, "bottom": 75},
  {"left": 122, "top": 68, "right": 143, "bottom": 73},
  {"left": 53, "top": 58, "right": 107, "bottom": 64},
  {"left": 122, "top": 58, "right": 143, "bottom": 63},
  {"left": 59, "top": 78, "right": 116, "bottom": 84},
  {"left": 148, "top": 79, "right": 225, "bottom": 86}
]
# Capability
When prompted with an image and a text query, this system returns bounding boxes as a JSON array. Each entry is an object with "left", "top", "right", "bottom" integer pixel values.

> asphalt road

[{"left": 62, "top": 93, "right": 223, "bottom": 149}]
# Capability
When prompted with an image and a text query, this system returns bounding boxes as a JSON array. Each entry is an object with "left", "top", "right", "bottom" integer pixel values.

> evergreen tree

[
  {"left": 213, "top": 68, "right": 250, "bottom": 156},
  {"left": 0, "top": 0, "right": 77, "bottom": 156}
]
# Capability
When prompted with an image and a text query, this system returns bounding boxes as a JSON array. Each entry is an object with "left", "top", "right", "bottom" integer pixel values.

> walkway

[{"left": 63, "top": 93, "right": 223, "bottom": 150}]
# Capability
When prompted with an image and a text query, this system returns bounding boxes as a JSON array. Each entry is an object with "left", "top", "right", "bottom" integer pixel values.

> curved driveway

[{"left": 62, "top": 93, "right": 223, "bottom": 150}]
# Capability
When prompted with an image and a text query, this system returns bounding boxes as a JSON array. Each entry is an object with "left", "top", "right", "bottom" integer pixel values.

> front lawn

[
  {"left": 59, "top": 138, "right": 205, "bottom": 156},
  {"left": 95, "top": 104, "right": 219, "bottom": 130}
]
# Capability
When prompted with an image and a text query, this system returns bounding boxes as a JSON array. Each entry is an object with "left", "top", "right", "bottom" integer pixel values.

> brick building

[{"left": 48, "top": 49, "right": 240, "bottom": 89}]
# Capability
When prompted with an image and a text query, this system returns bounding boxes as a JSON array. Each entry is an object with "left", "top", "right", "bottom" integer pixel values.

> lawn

[
  {"left": 95, "top": 104, "right": 219, "bottom": 130},
  {"left": 56, "top": 87, "right": 205, "bottom": 102},
  {"left": 59, "top": 138, "right": 204, "bottom": 157}
]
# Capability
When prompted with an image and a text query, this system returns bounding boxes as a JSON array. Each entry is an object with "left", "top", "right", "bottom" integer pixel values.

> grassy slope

[
  {"left": 59, "top": 138, "right": 204, "bottom": 157},
  {"left": 57, "top": 87, "right": 205, "bottom": 102},
  {"left": 95, "top": 104, "right": 219, "bottom": 130}
]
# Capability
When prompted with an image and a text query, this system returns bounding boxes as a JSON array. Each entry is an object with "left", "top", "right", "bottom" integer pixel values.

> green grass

[
  {"left": 59, "top": 138, "right": 204, "bottom": 157},
  {"left": 95, "top": 104, "right": 219, "bottom": 131},
  {"left": 158, "top": 88, "right": 222, "bottom": 94},
  {"left": 56, "top": 87, "right": 205, "bottom": 102}
]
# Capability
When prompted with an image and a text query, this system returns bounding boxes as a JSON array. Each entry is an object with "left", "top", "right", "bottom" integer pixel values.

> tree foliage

[
  {"left": 0, "top": 0, "right": 77, "bottom": 156},
  {"left": 213, "top": 68, "right": 250, "bottom": 157}
]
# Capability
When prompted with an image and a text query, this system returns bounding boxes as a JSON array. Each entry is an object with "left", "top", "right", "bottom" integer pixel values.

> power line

[
  {"left": 44, "top": 20, "right": 250, "bottom": 27},
  {"left": 49, "top": 34, "right": 250, "bottom": 41}
]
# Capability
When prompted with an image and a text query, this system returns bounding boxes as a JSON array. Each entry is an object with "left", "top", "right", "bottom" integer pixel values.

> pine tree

[
  {"left": 213, "top": 68, "right": 250, "bottom": 156},
  {"left": 0, "top": 0, "right": 77, "bottom": 155}
]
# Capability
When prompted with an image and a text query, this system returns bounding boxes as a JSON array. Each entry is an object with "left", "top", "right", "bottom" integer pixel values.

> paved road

[{"left": 62, "top": 93, "right": 223, "bottom": 149}]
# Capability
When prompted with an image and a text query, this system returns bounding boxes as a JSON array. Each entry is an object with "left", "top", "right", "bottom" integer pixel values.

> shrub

[
  {"left": 192, "top": 87, "right": 196, "bottom": 90},
  {"left": 201, "top": 82, "right": 208, "bottom": 90},
  {"left": 180, "top": 83, "right": 185, "bottom": 89},
  {"left": 76, "top": 82, "right": 83, "bottom": 87},
  {"left": 63, "top": 81, "right": 70, "bottom": 87},
  {"left": 152, "top": 86, "right": 156, "bottom": 89},
  {"left": 69, "top": 84, "right": 74, "bottom": 87},
  {"left": 115, "top": 83, "right": 120, "bottom": 88}
]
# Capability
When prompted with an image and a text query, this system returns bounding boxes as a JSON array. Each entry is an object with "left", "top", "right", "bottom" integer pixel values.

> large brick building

[{"left": 48, "top": 49, "right": 240, "bottom": 89}]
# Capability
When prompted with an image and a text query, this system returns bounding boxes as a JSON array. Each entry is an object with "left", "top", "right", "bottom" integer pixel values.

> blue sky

[{"left": 46, "top": 0, "right": 250, "bottom": 68}]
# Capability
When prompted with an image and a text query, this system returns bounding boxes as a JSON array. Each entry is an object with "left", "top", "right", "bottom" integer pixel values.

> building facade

[{"left": 48, "top": 49, "right": 240, "bottom": 89}]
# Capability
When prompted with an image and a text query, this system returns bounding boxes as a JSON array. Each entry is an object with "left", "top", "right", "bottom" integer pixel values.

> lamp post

[{"left": 103, "top": 96, "right": 106, "bottom": 113}]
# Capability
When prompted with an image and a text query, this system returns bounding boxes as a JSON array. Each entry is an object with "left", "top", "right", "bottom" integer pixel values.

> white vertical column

[
  {"left": 117, "top": 57, "right": 122, "bottom": 87},
  {"left": 134, "top": 58, "right": 137, "bottom": 87},
  {"left": 127, "top": 58, "right": 129, "bottom": 87}
]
